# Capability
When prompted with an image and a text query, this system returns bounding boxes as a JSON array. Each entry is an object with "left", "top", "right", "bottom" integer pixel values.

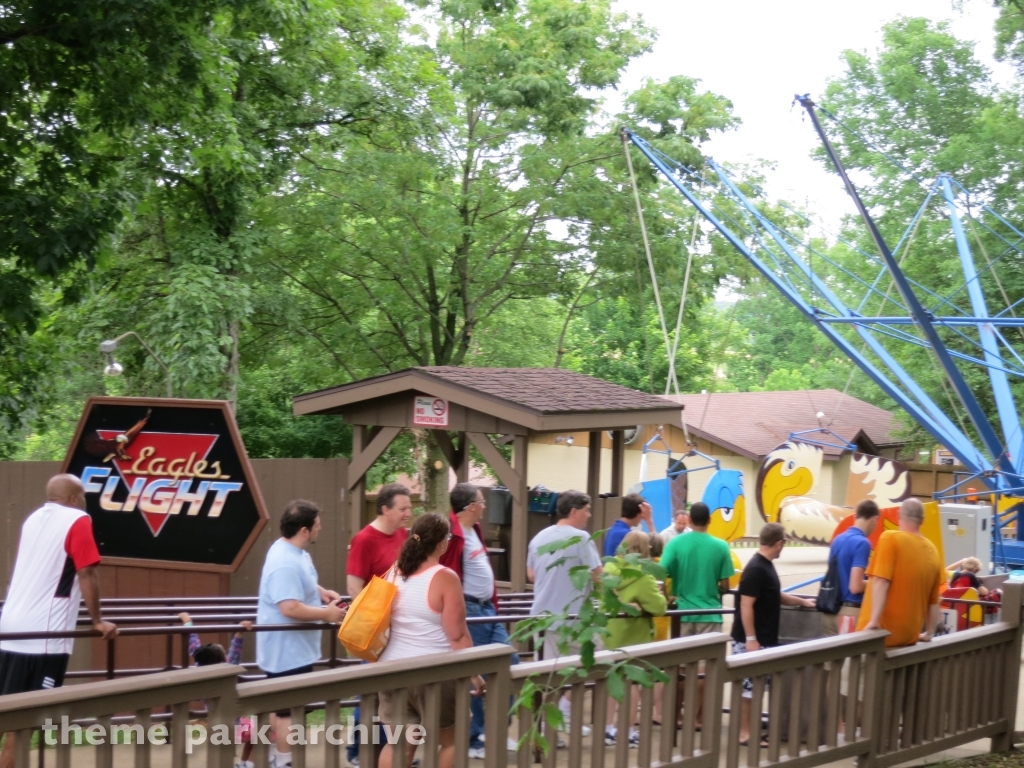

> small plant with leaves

[{"left": 509, "top": 532, "right": 670, "bottom": 755}]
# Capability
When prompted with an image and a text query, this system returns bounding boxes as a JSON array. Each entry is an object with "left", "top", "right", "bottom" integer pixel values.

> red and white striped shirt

[{"left": 1, "top": 503, "right": 101, "bottom": 655}]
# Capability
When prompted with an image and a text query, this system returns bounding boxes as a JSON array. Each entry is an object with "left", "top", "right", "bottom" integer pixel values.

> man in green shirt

[
  {"left": 660, "top": 501, "right": 735, "bottom": 729},
  {"left": 661, "top": 501, "right": 736, "bottom": 634}
]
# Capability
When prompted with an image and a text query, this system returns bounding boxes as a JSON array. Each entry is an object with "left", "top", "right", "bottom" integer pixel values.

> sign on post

[
  {"left": 62, "top": 397, "right": 269, "bottom": 572},
  {"left": 413, "top": 395, "right": 449, "bottom": 427}
]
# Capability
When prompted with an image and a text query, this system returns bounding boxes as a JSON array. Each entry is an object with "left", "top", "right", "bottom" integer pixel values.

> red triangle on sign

[{"left": 98, "top": 431, "right": 219, "bottom": 536}]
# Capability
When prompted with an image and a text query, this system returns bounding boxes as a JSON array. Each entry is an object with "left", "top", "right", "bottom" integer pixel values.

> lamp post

[{"left": 100, "top": 332, "right": 173, "bottom": 398}]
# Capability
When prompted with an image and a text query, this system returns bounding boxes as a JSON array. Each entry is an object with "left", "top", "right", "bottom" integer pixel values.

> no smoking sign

[{"left": 413, "top": 395, "right": 449, "bottom": 427}]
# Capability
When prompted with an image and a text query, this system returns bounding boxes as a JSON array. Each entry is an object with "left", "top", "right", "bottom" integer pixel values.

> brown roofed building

[
  {"left": 528, "top": 389, "right": 909, "bottom": 537},
  {"left": 662, "top": 390, "right": 905, "bottom": 461}
]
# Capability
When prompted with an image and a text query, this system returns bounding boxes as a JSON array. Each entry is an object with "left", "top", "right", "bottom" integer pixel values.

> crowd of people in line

[{"left": 0, "top": 475, "right": 954, "bottom": 768}]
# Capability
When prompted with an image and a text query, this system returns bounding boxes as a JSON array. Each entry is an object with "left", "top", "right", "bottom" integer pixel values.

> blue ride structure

[{"left": 621, "top": 95, "right": 1024, "bottom": 567}]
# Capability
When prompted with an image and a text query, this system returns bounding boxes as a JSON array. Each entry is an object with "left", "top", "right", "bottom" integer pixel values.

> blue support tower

[{"left": 619, "top": 97, "right": 1024, "bottom": 567}]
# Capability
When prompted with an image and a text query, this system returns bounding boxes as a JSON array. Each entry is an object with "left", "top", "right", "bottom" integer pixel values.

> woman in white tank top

[{"left": 378, "top": 513, "right": 484, "bottom": 768}]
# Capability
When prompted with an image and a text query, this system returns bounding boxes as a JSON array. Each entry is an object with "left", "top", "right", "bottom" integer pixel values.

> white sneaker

[
  {"left": 235, "top": 762, "right": 254, "bottom": 768},
  {"left": 468, "top": 747, "right": 486, "bottom": 760},
  {"left": 507, "top": 737, "right": 518, "bottom": 751},
  {"left": 628, "top": 730, "right": 640, "bottom": 749},
  {"left": 559, "top": 721, "right": 591, "bottom": 736}
]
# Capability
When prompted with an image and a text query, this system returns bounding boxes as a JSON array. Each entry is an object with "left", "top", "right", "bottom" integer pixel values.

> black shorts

[
  {"left": 0, "top": 650, "right": 69, "bottom": 695},
  {"left": 265, "top": 664, "right": 314, "bottom": 715}
]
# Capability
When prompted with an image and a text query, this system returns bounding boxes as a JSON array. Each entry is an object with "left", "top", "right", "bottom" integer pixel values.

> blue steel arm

[
  {"left": 795, "top": 96, "right": 1015, "bottom": 479},
  {"left": 703, "top": 155, "right": 986, "bottom": 469},
  {"left": 939, "top": 175, "right": 1024, "bottom": 473},
  {"left": 622, "top": 129, "right": 988, "bottom": 475},
  {"left": 819, "top": 317, "right": 1024, "bottom": 328}
]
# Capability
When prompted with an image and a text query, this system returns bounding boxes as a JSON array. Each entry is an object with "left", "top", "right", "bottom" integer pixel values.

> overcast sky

[{"left": 609, "top": 0, "right": 1014, "bottom": 228}]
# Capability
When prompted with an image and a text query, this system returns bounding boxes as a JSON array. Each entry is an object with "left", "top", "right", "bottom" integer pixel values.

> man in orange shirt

[{"left": 858, "top": 498, "right": 944, "bottom": 646}]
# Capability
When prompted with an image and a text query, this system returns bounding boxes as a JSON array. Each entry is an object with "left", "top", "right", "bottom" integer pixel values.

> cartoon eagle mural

[
  {"left": 703, "top": 469, "right": 746, "bottom": 543},
  {"left": 755, "top": 443, "right": 912, "bottom": 544}
]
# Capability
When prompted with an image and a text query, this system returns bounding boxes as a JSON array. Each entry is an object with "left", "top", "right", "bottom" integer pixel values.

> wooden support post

[
  {"left": 992, "top": 581, "right": 1024, "bottom": 752},
  {"left": 348, "top": 426, "right": 369, "bottom": 557},
  {"left": 610, "top": 430, "right": 625, "bottom": 497},
  {"left": 347, "top": 425, "right": 401, "bottom": 548},
  {"left": 456, "top": 433, "right": 468, "bottom": 483},
  {"left": 587, "top": 431, "right": 601, "bottom": 501},
  {"left": 466, "top": 431, "right": 528, "bottom": 590},
  {"left": 512, "top": 435, "right": 529, "bottom": 591}
]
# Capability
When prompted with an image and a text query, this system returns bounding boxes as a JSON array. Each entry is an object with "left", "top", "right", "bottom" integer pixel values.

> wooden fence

[{"left": 0, "top": 585, "right": 1021, "bottom": 768}]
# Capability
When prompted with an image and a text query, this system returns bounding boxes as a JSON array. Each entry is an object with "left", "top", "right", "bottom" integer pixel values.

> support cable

[
  {"left": 966, "top": 212, "right": 1024, "bottom": 346},
  {"left": 828, "top": 205, "right": 926, "bottom": 427},
  {"left": 665, "top": 209, "right": 700, "bottom": 397},
  {"left": 623, "top": 132, "right": 678, "bottom": 395}
]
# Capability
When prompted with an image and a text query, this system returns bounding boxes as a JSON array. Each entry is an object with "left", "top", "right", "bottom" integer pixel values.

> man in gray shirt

[{"left": 527, "top": 490, "right": 603, "bottom": 660}]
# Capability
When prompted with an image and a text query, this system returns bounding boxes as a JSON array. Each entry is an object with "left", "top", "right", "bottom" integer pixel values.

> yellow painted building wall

[{"left": 526, "top": 425, "right": 852, "bottom": 537}]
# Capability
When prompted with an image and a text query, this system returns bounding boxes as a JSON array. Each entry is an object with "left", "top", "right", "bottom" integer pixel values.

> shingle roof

[
  {"left": 293, "top": 367, "right": 683, "bottom": 431},
  {"left": 663, "top": 390, "right": 905, "bottom": 460},
  {"left": 412, "top": 367, "right": 672, "bottom": 414}
]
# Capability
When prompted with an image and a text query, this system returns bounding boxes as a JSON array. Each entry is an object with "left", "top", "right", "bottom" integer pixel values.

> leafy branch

[{"left": 508, "top": 533, "right": 669, "bottom": 755}]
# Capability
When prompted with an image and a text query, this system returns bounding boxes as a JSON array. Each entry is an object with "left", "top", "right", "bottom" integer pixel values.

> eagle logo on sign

[
  {"left": 80, "top": 418, "right": 243, "bottom": 537},
  {"left": 64, "top": 397, "right": 268, "bottom": 571}
]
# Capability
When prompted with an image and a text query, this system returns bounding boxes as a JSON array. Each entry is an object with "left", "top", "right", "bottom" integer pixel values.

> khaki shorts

[
  {"left": 822, "top": 605, "right": 861, "bottom": 637},
  {"left": 379, "top": 681, "right": 458, "bottom": 729},
  {"left": 823, "top": 606, "right": 862, "bottom": 699},
  {"left": 678, "top": 622, "right": 720, "bottom": 637}
]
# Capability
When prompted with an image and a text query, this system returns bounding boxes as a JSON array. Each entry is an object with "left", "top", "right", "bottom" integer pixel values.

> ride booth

[{"left": 291, "top": 366, "right": 686, "bottom": 590}]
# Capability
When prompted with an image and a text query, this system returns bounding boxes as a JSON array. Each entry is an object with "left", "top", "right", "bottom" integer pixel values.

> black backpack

[{"left": 816, "top": 553, "right": 843, "bottom": 615}]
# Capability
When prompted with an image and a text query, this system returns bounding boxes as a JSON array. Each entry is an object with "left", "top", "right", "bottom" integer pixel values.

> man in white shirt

[
  {"left": 0, "top": 475, "right": 118, "bottom": 768},
  {"left": 660, "top": 509, "right": 691, "bottom": 544},
  {"left": 527, "top": 490, "right": 603, "bottom": 659},
  {"left": 443, "top": 483, "right": 518, "bottom": 759}
]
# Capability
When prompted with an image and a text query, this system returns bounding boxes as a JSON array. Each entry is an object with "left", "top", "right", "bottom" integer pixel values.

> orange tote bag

[{"left": 337, "top": 565, "right": 398, "bottom": 662}]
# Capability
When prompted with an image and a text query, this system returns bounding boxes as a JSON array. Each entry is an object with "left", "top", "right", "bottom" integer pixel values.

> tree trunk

[
  {"left": 227, "top": 320, "right": 240, "bottom": 411},
  {"left": 419, "top": 431, "right": 450, "bottom": 515}
]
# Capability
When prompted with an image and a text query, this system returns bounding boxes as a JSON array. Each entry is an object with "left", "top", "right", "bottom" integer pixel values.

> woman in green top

[{"left": 603, "top": 531, "right": 668, "bottom": 648}]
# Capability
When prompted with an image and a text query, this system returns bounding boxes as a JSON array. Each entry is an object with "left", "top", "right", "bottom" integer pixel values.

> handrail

[
  {"left": 723, "top": 630, "right": 889, "bottom": 695},
  {"left": 883, "top": 621, "right": 1015, "bottom": 669},
  {"left": 510, "top": 633, "right": 726, "bottom": 679},
  {"left": 0, "top": 607, "right": 742, "bottom": 642},
  {"left": 238, "top": 643, "right": 514, "bottom": 709},
  {"left": 0, "top": 664, "right": 240, "bottom": 722},
  {"left": 0, "top": 662, "right": 241, "bottom": 768}
]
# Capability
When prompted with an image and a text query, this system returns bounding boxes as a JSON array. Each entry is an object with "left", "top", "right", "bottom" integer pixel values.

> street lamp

[{"left": 100, "top": 332, "right": 173, "bottom": 398}]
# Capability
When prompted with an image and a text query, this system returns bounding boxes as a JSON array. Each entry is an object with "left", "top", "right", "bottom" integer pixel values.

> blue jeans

[{"left": 466, "top": 599, "right": 519, "bottom": 749}]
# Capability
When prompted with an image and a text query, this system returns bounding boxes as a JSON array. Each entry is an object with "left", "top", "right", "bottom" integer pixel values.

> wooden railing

[
  {"left": 0, "top": 584, "right": 1020, "bottom": 768},
  {"left": 236, "top": 644, "right": 514, "bottom": 768},
  {"left": 510, "top": 634, "right": 726, "bottom": 768},
  {"left": 723, "top": 630, "right": 887, "bottom": 768},
  {"left": 871, "top": 585, "right": 1024, "bottom": 768},
  {"left": 0, "top": 663, "right": 240, "bottom": 768}
]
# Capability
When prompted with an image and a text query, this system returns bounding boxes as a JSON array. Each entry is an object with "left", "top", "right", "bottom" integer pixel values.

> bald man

[{"left": 0, "top": 476, "right": 116, "bottom": 765}]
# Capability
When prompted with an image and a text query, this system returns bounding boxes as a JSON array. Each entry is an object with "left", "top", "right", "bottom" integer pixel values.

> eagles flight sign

[{"left": 62, "top": 397, "right": 269, "bottom": 572}]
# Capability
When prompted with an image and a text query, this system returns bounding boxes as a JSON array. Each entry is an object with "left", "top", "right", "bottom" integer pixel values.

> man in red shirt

[
  {"left": 0, "top": 475, "right": 117, "bottom": 768},
  {"left": 346, "top": 483, "right": 412, "bottom": 596},
  {"left": 440, "top": 483, "right": 516, "bottom": 759},
  {"left": 345, "top": 483, "right": 411, "bottom": 767}
]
